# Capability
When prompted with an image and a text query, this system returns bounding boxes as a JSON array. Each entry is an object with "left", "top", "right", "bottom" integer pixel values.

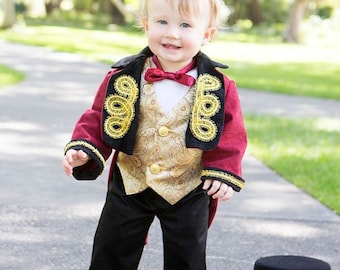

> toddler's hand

[
  {"left": 62, "top": 149, "right": 90, "bottom": 177},
  {"left": 203, "top": 179, "right": 234, "bottom": 201}
]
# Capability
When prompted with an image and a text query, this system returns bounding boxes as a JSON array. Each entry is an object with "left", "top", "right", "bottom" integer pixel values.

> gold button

[
  {"left": 150, "top": 164, "right": 161, "bottom": 174},
  {"left": 158, "top": 126, "right": 169, "bottom": 137}
]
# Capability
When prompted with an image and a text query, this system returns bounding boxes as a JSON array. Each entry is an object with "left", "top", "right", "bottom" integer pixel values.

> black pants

[{"left": 89, "top": 167, "right": 210, "bottom": 270}]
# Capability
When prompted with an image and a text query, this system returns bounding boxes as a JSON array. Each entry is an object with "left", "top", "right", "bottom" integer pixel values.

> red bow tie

[{"left": 144, "top": 56, "right": 196, "bottom": 86}]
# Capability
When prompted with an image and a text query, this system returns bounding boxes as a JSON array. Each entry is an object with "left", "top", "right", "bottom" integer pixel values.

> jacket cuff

[
  {"left": 64, "top": 140, "right": 106, "bottom": 180},
  {"left": 201, "top": 167, "right": 245, "bottom": 192}
]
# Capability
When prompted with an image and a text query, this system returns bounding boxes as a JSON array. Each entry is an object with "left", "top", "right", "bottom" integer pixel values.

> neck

[{"left": 152, "top": 56, "right": 196, "bottom": 73}]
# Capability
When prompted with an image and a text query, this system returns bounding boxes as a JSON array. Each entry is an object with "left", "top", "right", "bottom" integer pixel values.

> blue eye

[
  {"left": 180, "top": 23, "right": 191, "bottom": 28},
  {"left": 158, "top": 20, "right": 167, "bottom": 25}
]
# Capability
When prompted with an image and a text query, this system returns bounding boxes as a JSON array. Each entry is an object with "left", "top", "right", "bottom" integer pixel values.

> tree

[
  {"left": 226, "top": 0, "right": 269, "bottom": 26},
  {"left": 73, "top": 0, "right": 92, "bottom": 11},
  {"left": 283, "top": 0, "right": 309, "bottom": 43},
  {"left": 109, "top": 0, "right": 135, "bottom": 24},
  {"left": 1, "top": 0, "right": 16, "bottom": 29},
  {"left": 45, "top": 0, "right": 62, "bottom": 15},
  {"left": 109, "top": 0, "right": 126, "bottom": 24},
  {"left": 98, "top": 0, "right": 134, "bottom": 25},
  {"left": 247, "top": 0, "right": 264, "bottom": 25}
]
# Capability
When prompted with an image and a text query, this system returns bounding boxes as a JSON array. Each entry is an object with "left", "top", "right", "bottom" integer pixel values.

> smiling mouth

[{"left": 163, "top": 44, "right": 180, "bottom": 49}]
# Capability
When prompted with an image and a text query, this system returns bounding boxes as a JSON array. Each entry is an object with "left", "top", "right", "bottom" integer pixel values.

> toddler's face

[{"left": 143, "top": 0, "right": 216, "bottom": 72}]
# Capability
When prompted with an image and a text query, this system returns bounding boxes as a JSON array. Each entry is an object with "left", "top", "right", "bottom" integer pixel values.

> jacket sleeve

[
  {"left": 64, "top": 71, "right": 115, "bottom": 180},
  {"left": 201, "top": 78, "right": 247, "bottom": 192}
]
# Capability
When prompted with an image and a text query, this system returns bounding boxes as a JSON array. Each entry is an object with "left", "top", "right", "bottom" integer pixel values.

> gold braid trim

[
  {"left": 104, "top": 75, "right": 138, "bottom": 139},
  {"left": 201, "top": 169, "right": 245, "bottom": 189},
  {"left": 190, "top": 74, "right": 221, "bottom": 142},
  {"left": 64, "top": 140, "right": 106, "bottom": 174}
]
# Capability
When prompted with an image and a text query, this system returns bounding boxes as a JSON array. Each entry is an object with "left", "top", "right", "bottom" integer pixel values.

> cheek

[
  {"left": 183, "top": 32, "right": 205, "bottom": 46},
  {"left": 146, "top": 33, "right": 158, "bottom": 46},
  {"left": 146, "top": 27, "right": 160, "bottom": 40}
]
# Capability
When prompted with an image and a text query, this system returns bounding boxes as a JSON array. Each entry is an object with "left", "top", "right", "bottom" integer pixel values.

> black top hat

[{"left": 254, "top": 255, "right": 331, "bottom": 270}]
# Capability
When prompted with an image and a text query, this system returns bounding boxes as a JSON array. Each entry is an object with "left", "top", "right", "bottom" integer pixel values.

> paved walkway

[{"left": 0, "top": 40, "right": 339, "bottom": 270}]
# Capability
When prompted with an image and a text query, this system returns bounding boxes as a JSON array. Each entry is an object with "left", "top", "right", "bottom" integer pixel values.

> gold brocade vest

[
  {"left": 116, "top": 79, "right": 203, "bottom": 205},
  {"left": 102, "top": 47, "right": 227, "bottom": 155}
]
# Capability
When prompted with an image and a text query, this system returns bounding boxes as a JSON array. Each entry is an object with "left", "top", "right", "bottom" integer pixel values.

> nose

[{"left": 165, "top": 25, "right": 179, "bottom": 39}]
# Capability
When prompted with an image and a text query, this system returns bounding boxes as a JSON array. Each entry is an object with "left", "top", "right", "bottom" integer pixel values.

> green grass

[
  {"left": 203, "top": 41, "right": 340, "bottom": 100},
  {"left": 0, "top": 65, "right": 25, "bottom": 88},
  {"left": 0, "top": 25, "right": 146, "bottom": 62},
  {"left": 245, "top": 115, "right": 340, "bottom": 214},
  {"left": 0, "top": 19, "right": 339, "bottom": 100},
  {"left": 224, "top": 61, "right": 339, "bottom": 100}
]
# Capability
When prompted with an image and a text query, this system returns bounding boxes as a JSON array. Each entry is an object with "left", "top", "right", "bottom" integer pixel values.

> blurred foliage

[
  {"left": 2, "top": 0, "right": 337, "bottom": 40},
  {"left": 73, "top": 0, "right": 93, "bottom": 12},
  {"left": 26, "top": 9, "right": 112, "bottom": 29},
  {"left": 10, "top": 0, "right": 339, "bottom": 26},
  {"left": 15, "top": 2, "right": 27, "bottom": 13},
  {"left": 316, "top": 5, "right": 334, "bottom": 19},
  {"left": 226, "top": 0, "right": 290, "bottom": 25}
]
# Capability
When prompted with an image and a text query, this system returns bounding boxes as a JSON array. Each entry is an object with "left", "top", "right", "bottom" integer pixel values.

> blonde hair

[{"left": 139, "top": 0, "right": 224, "bottom": 28}]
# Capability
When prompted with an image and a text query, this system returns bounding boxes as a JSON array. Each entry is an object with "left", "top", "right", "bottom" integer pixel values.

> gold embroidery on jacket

[
  {"left": 191, "top": 74, "right": 221, "bottom": 142},
  {"left": 201, "top": 169, "right": 244, "bottom": 189},
  {"left": 104, "top": 75, "right": 138, "bottom": 139}
]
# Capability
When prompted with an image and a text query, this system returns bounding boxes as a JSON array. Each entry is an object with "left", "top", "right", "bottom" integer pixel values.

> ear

[
  {"left": 202, "top": 27, "right": 216, "bottom": 46},
  {"left": 142, "top": 18, "right": 149, "bottom": 32}
]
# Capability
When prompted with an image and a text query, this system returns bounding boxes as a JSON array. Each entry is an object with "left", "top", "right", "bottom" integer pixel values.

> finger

[
  {"left": 211, "top": 183, "right": 228, "bottom": 199},
  {"left": 62, "top": 158, "right": 73, "bottom": 176},
  {"left": 65, "top": 149, "right": 77, "bottom": 164},
  {"left": 78, "top": 150, "right": 89, "bottom": 161},
  {"left": 211, "top": 183, "right": 231, "bottom": 200},
  {"left": 64, "top": 149, "right": 78, "bottom": 175},
  {"left": 206, "top": 180, "right": 222, "bottom": 196},
  {"left": 220, "top": 186, "right": 235, "bottom": 201},
  {"left": 202, "top": 179, "right": 213, "bottom": 190},
  {"left": 64, "top": 168, "right": 73, "bottom": 177}
]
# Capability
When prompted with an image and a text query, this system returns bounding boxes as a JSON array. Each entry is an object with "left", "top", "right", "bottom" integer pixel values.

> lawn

[
  {"left": 0, "top": 22, "right": 339, "bottom": 100},
  {"left": 0, "top": 65, "right": 25, "bottom": 88},
  {"left": 0, "top": 19, "right": 339, "bottom": 214},
  {"left": 245, "top": 115, "right": 340, "bottom": 214}
]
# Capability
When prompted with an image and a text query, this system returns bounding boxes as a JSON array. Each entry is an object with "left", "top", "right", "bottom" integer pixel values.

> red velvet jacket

[{"left": 64, "top": 47, "right": 247, "bottom": 226}]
